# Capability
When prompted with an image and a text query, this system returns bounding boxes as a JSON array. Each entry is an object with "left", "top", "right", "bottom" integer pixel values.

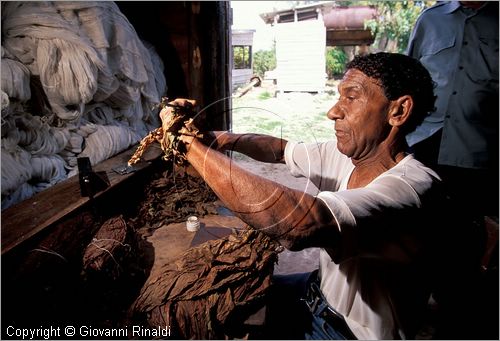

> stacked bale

[{"left": 1, "top": 1, "right": 167, "bottom": 209}]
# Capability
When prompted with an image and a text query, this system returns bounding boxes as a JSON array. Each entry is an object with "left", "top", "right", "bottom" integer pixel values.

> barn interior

[
  {"left": 1, "top": 1, "right": 498, "bottom": 340},
  {"left": 1, "top": 2, "right": 245, "bottom": 338}
]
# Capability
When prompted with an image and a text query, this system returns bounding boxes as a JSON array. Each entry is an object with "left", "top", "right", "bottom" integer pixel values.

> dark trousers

[
  {"left": 264, "top": 271, "right": 356, "bottom": 340},
  {"left": 411, "top": 131, "right": 499, "bottom": 339},
  {"left": 264, "top": 272, "right": 311, "bottom": 339}
]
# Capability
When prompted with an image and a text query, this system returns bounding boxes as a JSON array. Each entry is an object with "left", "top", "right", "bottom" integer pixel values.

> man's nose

[{"left": 327, "top": 102, "right": 343, "bottom": 121}]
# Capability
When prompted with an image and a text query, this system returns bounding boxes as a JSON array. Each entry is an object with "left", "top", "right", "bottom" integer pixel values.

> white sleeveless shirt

[{"left": 285, "top": 140, "right": 442, "bottom": 339}]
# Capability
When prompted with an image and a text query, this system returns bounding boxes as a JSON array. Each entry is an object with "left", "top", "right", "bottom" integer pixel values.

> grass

[
  {"left": 258, "top": 91, "right": 273, "bottom": 100},
  {"left": 231, "top": 85, "right": 337, "bottom": 143}
]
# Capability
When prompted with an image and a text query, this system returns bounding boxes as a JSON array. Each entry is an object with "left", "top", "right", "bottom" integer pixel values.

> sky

[{"left": 230, "top": 1, "right": 291, "bottom": 51}]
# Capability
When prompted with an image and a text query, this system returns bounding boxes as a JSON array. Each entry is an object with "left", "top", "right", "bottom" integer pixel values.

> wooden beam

[
  {"left": 1, "top": 146, "right": 161, "bottom": 255},
  {"left": 326, "top": 29, "right": 374, "bottom": 46}
]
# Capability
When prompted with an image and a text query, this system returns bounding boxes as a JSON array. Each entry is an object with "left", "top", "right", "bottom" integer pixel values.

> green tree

[
  {"left": 252, "top": 48, "right": 276, "bottom": 78},
  {"left": 325, "top": 47, "right": 347, "bottom": 78},
  {"left": 365, "top": 1, "right": 435, "bottom": 53},
  {"left": 233, "top": 45, "right": 251, "bottom": 69}
]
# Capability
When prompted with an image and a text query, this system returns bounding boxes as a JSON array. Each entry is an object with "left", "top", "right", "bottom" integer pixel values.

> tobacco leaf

[
  {"left": 129, "top": 228, "right": 282, "bottom": 339},
  {"left": 128, "top": 167, "right": 219, "bottom": 231},
  {"left": 82, "top": 215, "right": 131, "bottom": 279}
]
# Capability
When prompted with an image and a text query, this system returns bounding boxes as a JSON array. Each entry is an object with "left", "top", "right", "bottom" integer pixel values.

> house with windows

[{"left": 231, "top": 29, "right": 255, "bottom": 90}]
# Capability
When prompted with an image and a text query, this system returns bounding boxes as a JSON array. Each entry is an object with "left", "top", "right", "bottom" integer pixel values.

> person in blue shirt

[
  {"left": 406, "top": 2, "right": 498, "bottom": 338},
  {"left": 406, "top": 0, "right": 498, "bottom": 220}
]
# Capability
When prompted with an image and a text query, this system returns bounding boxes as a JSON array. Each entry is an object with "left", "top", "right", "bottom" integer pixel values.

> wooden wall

[
  {"left": 117, "top": 1, "right": 232, "bottom": 131},
  {"left": 232, "top": 69, "right": 254, "bottom": 89},
  {"left": 275, "top": 20, "right": 326, "bottom": 93},
  {"left": 232, "top": 30, "right": 255, "bottom": 46}
]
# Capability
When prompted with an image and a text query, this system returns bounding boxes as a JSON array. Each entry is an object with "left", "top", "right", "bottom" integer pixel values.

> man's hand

[
  {"left": 158, "top": 98, "right": 196, "bottom": 132},
  {"left": 177, "top": 126, "right": 197, "bottom": 147}
]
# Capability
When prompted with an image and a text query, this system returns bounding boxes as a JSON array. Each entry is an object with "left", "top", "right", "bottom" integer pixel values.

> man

[
  {"left": 405, "top": 2, "right": 499, "bottom": 338},
  {"left": 165, "top": 53, "right": 442, "bottom": 339},
  {"left": 406, "top": 2, "right": 498, "bottom": 219}
]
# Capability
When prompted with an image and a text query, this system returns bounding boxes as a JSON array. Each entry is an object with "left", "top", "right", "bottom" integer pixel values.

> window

[{"left": 233, "top": 45, "right": 252, "bottom": 69}]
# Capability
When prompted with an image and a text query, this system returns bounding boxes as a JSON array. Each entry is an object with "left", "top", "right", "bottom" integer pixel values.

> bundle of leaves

[
  {"left": 129, "top": 228, "right": 282, "bottom": 339},
  {"left": 128, "top": 98, "right": 201, "bottom": 167}
]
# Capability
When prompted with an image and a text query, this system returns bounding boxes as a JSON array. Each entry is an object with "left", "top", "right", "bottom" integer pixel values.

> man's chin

[{"left": 337, "top": 145, "right": 352, "bottom": 157}]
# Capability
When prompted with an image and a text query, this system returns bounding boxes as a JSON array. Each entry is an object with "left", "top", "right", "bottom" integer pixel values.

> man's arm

[
  {"left": 182, "top": 137, "right": 340, "bottom": 250},
  {"left": 206, "top": 131, "right": 287, "bottom": 163}
]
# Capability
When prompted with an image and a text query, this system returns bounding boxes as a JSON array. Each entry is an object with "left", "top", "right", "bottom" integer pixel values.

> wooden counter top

[
  {"left": 144, "top": 214, "right": 247, "bottom": 271},
  {"left": 1, "top": 146, "right": 162, "bottom": 255}
]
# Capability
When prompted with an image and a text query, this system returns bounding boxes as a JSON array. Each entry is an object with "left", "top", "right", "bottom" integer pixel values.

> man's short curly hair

[{"left": 346, "top": 52, "right": 436, "bottom": 133}]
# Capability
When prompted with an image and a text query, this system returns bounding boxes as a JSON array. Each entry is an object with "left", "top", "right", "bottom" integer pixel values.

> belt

[{"left": 302, "top": 277, "right": 357, "bottom": 340}]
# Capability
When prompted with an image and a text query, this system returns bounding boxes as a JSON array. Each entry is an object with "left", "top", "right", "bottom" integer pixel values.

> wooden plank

[
  {"left": 1, "top": 145, "right": 162, "bottom": 255},
  {"left": 275, "top": 20, "right": 326, "bottom": 93},
  {"left": 232, "top": 69, "right": 253, "bottom": 86},
  {"left": 232, "top": 31, "right": 255, "bottom": 46},
  {"left": 145, "top": 215, "right": 246, "bottom": 273},
  {"left": 326, "top": 29, "right": 375, "bottom": 46}
]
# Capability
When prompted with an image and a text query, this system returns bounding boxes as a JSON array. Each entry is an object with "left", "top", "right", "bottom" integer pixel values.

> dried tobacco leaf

[
  {"left": 128, "top": 98, "right": 201, "bottom": 166},
  {"left": 129, "top": 228, "right": 282, "bottom": 339}
]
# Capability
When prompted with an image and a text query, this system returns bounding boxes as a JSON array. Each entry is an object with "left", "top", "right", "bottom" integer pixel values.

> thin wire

[{"left": 30, "top": 247, "right": 68, "bottom": 262}]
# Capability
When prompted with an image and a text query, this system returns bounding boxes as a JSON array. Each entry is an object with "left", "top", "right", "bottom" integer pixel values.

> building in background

[
  {"left": 231, "top": 29, "right": 255, "bottom": 90},
  {"left": 260, "top": 2, "right": 376, "bottom": 94}
]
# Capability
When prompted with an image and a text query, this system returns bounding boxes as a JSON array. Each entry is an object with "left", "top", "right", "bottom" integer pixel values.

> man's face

[{"left": 327, "top": 68, "right": 392, "bottom": 160}]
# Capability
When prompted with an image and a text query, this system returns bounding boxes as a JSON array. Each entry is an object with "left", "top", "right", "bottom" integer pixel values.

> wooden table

[{"left": 145, "top": 214, "right": 247, "bottom": 272}]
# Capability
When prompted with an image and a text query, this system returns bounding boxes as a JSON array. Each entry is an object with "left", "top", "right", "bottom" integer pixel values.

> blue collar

[
  {"left": 443, "top": 1, "right": 462, "bottom": 14},
  {"left": 444, "top": 1, "right": 489, "bottom": 15}
]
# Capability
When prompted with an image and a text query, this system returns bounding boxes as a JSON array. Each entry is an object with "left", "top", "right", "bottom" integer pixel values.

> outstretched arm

[
  {"left": 204, "top": 131, "right": 288, "bottom": 164},
  {"left": 182, "top": 137, "right": 340, "bottom": 250}
]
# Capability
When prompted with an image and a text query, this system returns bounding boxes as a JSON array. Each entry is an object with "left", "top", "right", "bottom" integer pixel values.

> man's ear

[{"left": 388, "top": 95, "right": 413, "bottom": 127}]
